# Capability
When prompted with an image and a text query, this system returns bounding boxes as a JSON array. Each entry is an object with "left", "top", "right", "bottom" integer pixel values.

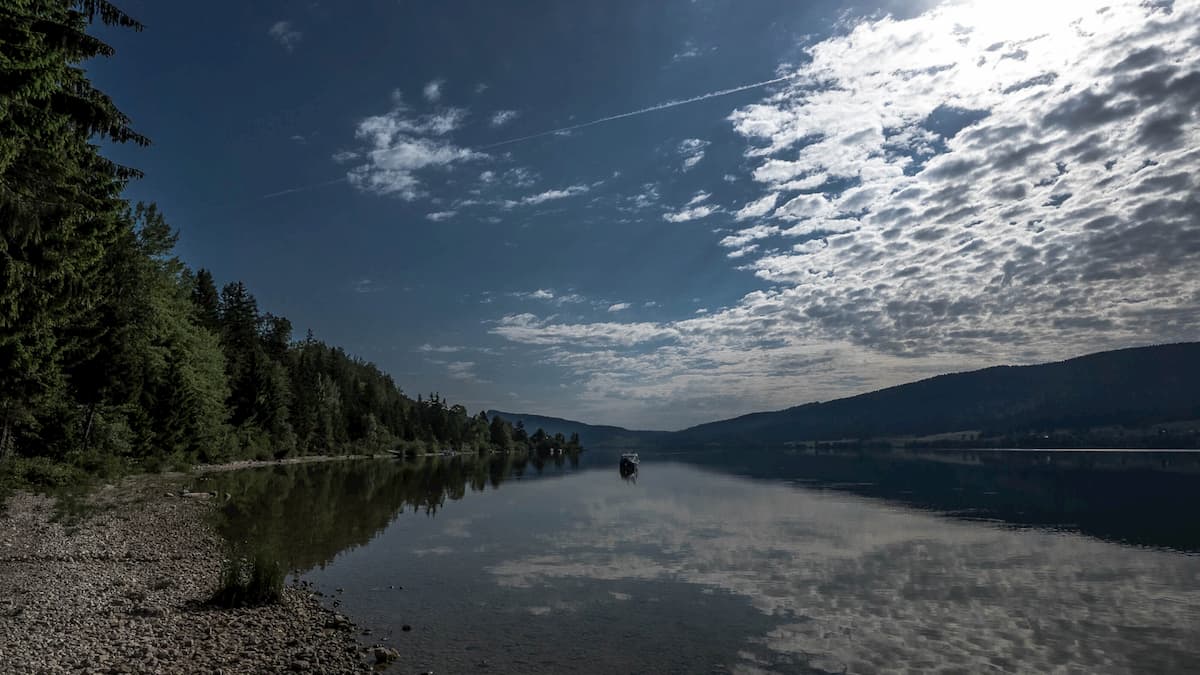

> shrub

[
  {"left": 71, "top": 450, "right": 130, "bottom": 479},
  {"left": 210, "top": 551, "right": 284, "bottom": 608},
  {"left": 12, "top": 457, "right": 87, "bottom": 488}
]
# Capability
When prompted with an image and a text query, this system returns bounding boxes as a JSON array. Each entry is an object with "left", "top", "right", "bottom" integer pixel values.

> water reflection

[
  {"left": 197, "top": 453, "right": 579, "bottom": 571},
  {"left": 486, "top": 464, "right": 1200, "bottom": 673},
  {"left": 203, "top": 451, "right": 1200, "bottom": 673},
  {"left": 681, "top": 447, "right": 1200, "bottom": 552}
]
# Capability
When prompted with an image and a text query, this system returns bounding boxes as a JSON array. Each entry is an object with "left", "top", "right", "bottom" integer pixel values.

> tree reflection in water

[{"left": 198, "top": 452, "right": 579, "bottom": 571}]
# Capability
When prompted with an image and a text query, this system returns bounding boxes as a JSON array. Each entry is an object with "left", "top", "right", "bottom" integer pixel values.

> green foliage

[
  {"left": 0, "top": 0, "right": 147, "bottom": 462},
  {"left": 190, "top": 269, "right": 221, "bottom": 332},
  {"left": 3, "top": 456, "right": 88, "bottom": 488},
  {"left": 210, "top": 551, "right": 284, "bottom": 608},
  {"left": 0, "top": 1, "right": 587, "bottom": 477}
]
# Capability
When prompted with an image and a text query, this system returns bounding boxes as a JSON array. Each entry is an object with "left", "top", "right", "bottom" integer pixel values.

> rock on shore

[{"left": 0, "top": 479, "right": 380, "bottom": 673}]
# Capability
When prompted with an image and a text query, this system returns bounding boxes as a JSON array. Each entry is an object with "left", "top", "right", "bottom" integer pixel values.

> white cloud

[
  {"left": 772, "top": 193, "right": 833, "bottom": 220},
  {"left": 426, "top": 210, "right": 457, "bottom": 222},
  {"left": 608, "top": 303, "right": 632, "bottom": 312},
  {"left": 721, "top": 0, "right": 1200, "bottom": 357},
  {"left": 505, "top": 184, "right": 591, "bottom": 208},
  {"left": 490, "top": 110, "right": 520, "bottom": 127},
  {"left": 735, "top": 193, "right": 779, "bottom": 220},
  {"left": 719, "top": 224, "right": 779, "bottom": 249},
  {"left": 418, "top": 344, "right": 464, "bottom": 353},
  {"left": 678, "top": 138, "right": 710, "bottom": 171},
  {"left": 726, "top": 245, "right": 759, "bottom": 258},
  {"left": 686, "top": 191, "right": 711, "bottom": 206},
  {"left": 488, "top": 0, "right": 1200, "bottom": 429},
  {"left": 353, "top": 278, "right": 382, "bottom": 294},
  {"left": 626, "top": 183, "right": 660, "bottom": 211},
  {"left": 344, "top": 100, "right": 483, "bottom": 199},
  {"left": 510, "top": 289, "right": 587, "bottom": 306},
  {"left": 504, "top": 167, "right": 538, "bottom": 188},
  {"left": 672, "top": 46, "right": 700, "bottom": 61},
  {"left": 268, "top": 20, "right": 302, "bottom": 51},
  {"left": 491, "top": 314, "right": 678, "bottom": 348},
  {"left": 663, "top": 204, "right": 717, "bottom": 222},
  {"left": 446, "top": 361, "right": 490, "bottom": 383},
  {"left": 423, "top": 79, "right": 444, "bottom": 102}
]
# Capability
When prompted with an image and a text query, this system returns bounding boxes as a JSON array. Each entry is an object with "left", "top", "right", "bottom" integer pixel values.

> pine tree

[
  {"left": 191, "top": 269, "right": 221, "bottom": 331},
  {"left": 258, "top": 313, "right": 292, "bottom": 361},
  {"left": 0, "top": 1, "right": 534, "bottom": 470},
  {"left": 489, "top": 415, "right": 512, "bottom": 451},
  {"left": 0, "top": 0, "right": 148, "bottom": 459}
]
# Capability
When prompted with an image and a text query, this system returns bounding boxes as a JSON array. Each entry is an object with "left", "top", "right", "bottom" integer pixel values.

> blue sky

[{"left": 91, "top": 0, "right": 1200, "bottom": 429}]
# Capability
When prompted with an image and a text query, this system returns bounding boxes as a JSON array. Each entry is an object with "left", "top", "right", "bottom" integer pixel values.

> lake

[{"left": 198, "top": 450, "right": 1200, "bottom": 673}]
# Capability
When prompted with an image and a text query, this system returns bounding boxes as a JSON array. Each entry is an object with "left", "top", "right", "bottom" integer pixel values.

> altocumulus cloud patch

[{"left": 489, "top": 0, "right": 1200, "bottom": 426}]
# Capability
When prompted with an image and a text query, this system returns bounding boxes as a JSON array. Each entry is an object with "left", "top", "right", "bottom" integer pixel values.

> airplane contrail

[
  {"left": 478, "top": 72, "right": 800, "bottom": 150},
  {"left": 262, "top": 176, "right": 348, "bottom": 199},
  {"left": 259, "top": 72, "right": 799, "bottom": 200}
]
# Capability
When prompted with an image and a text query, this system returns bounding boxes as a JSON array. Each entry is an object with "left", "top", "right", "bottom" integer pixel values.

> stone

[
  {"left": 372, "top": 646, "right": 399, "bottom": 664},
  {"left": 0, "top": 477, "right": 366, "bottom": 675},
  {"left": 324, "top": 613, "right": 353, "bottom": 630}
]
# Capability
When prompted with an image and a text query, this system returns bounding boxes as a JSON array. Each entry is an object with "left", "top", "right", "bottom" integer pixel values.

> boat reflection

[{"left": 619, "top": 462, "right": 638, "bottom": 483}]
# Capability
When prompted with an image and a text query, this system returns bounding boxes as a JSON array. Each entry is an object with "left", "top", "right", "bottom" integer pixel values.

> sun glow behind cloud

[{"left": 483, "top": 0, "right": 1200, "bottom": 427}]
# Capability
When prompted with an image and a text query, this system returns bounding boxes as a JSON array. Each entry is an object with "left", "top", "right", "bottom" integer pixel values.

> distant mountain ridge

[
  {"left": 678, "top": 342, "right": 1200, "bottom": 445},
  {"left": 497, "top": 343, "right": 1200, "bottom": 449},
  {"left": 483, "top": 411, "right": 666, "bottom": 449}
]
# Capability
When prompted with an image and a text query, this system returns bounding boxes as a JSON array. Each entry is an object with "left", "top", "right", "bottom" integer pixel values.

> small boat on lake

[{"left": 619, "top": 452, "right": 640, "bottom": 472}]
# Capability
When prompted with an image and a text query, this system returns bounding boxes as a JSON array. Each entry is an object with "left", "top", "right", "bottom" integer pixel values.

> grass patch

[
  {"left": 138, "top": 451, "right": 195, "bottom": 475},
  {"left": 3, "top": 456, "right": 89, "bottom": 488},
  {"left": 210, "top": 551, "right": 285, "bottom": 608},
  {"left": 0, "top": 457, "right": 119, "bottom": 526},
  {"left": 1, "top": 457, "right": 88, "bottom": 515},
  {"left": 49, "top": 487, "right": 115, "bottom": 528}
]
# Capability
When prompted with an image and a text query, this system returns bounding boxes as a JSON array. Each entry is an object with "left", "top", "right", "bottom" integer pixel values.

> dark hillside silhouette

[{"left": 676, "top": 343, "right": 1200, "bottom": 445}]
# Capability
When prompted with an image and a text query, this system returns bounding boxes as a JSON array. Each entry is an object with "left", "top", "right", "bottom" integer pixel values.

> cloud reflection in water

[{"left": 488, "top": 465, "right": 1200, "bottom": 673}]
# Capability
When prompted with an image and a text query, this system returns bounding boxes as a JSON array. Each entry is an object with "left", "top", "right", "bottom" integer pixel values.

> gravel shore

[{"left": 0, "top": 477, "right": 389, "bottom": 673}]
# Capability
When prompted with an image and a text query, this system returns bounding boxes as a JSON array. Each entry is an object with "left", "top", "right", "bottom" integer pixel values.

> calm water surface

[{"left": 200, "top": 451, "right": 1200, "bottom": 674}]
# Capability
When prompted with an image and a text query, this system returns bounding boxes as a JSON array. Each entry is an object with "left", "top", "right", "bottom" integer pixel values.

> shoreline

[
  {"left": 190, "top": 453, "right": 382, "bottom": 474},
  {"left": 0, "top": 474, "right": 392, "bottom": 673}
]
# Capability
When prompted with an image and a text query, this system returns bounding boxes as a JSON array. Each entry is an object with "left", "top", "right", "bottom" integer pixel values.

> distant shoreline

[{"left": 191, "top": 453, "right": 380, "bottom": 474}]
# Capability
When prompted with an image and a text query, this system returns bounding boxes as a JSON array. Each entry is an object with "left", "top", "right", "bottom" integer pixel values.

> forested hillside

[
  {"left": 485, "top": 410, "right": 669, "bottom": 449},
  {"left": 676, "top": 343, "right": 1200, "bottom": 447},
  {"left": 0, "top": 1, "right": 567, "bottom": 480}
]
